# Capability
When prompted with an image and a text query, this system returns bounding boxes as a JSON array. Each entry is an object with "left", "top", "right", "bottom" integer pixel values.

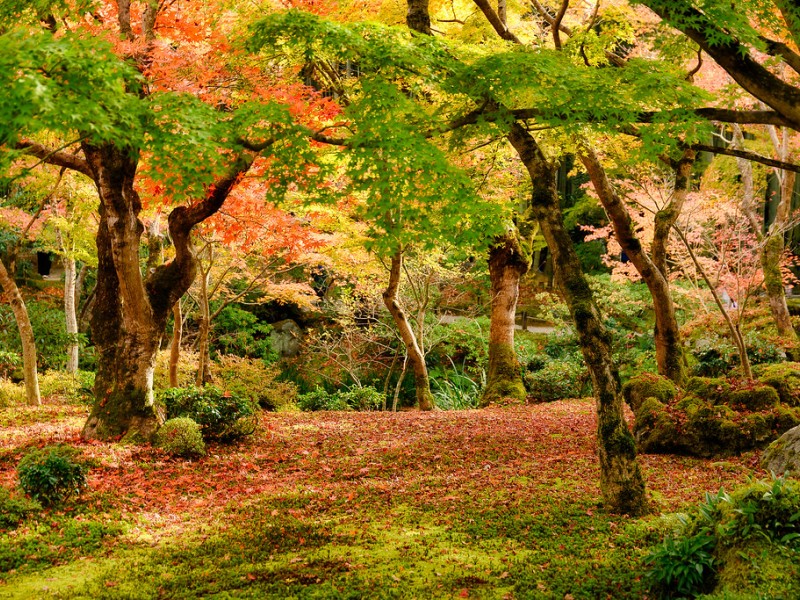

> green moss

[
  {"left": 634, "top": 397, "right": 679, "bottom": 454},
  {"left": 674, "top": 394, "right": 705, "bottom": 417},
  {"left": 623, "top": 373, "right": 677, "bottom": 412},
  {"left": 727, "top": 384, "right": 779, "bottom": 411},
  {"left": 600, "top": 416, "right": 637, "bottom": 459},
  {"left": 482, "top": 343, "right": 526, "bottom": 406},
  {"left": 755, "top": 362, "right": 800, "bottom": 407},
  {"left": 715, "top": 541, "right": 800, "bottom": 599},
  {"left": 685, "top": 377, "right": 731, "bottom": 404},
  {"left": 774, "top": 404, "right": 800, "bottom": 431}
]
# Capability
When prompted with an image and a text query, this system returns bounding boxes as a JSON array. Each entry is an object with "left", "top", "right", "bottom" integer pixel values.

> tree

[{"left": 1, "top": 1, "right": 330, "bottom": 439}]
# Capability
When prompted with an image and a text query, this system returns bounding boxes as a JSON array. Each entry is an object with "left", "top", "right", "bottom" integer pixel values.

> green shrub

[
  {"left": 645, "top": 529, "right": 716, "bottom": 598},
  {"left": 38, "top": 370, "right": 95, "bottom": 404},
  {"left": 646, "top": 478, "right": 800, "bottom": 599},
  {"left": 159, "top": 386, "right": 257, "bottom": 441},
  {"left": 17, "top": 445, "right": 88, "bottom": 506},
  {"left": 0, "top": 350, "right": 21, "bottom": 378},
  {"left": 523, "top": 359, "right": 587, "bottom": 401},
  {"left": 215, "top": 354, "right": 298, "bottom": 410},
  {"left": 211, "top": 305, "right": 277, "bottom": 362},
  {"left": 0, "top": 486, "right": 41, "bottom": 530},
  {"left": 431, "top": 368, "right": 483, "bottom": 410},
  {"left": 0, "top": 378, "right": 25, "bottom": 407},
  {"left": 691, "top": 332, "right": 784, "bottom": 377},
  {"left": 297, "top": 387, "right": 352, "bottom": 411},
  {"left": 0, "top": 301, "right": 81, "bottom": 370},
  {"left": 155, "top": 418, "right": 206, "bottom": 458},
  {"left": 340, "top": 386, "right": 384, "bottom": 411}
]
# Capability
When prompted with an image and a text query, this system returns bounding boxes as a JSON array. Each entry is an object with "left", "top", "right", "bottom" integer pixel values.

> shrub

[
  {"left": 154, "top": 349, "right": 198, "bottom": 391},
  {"left": 0, "top": 378, "right": 25, "bottom": 407},
  {"left": 211, "top": 305, "right": 276, "bottom": 362},
  {"left": 0, "top": 350, "right": 21, "bottom": 379},
  {"left": 0, "top": 487, "right": 41, "bottom": 530},
  {"left": 215, "top": 355, "right": 298, "bottom": 411},
  {"left": 297, "top": 387, "right": 352, "bottom": 412},
  {"left": 645, "top": 529, "right": 716, "bottom": 598},
  {"left": 646, "top": 478, "right": 800, "bottom": 599},
  {"left": 0, "top": 301, "right": 80, "bottom": 370},
  {"left": 431, "top": 368, "right": 483, "bottom": 410},
  {"left": 38, "top": 370, "right": 95, "bottom": 404},
  {"left": 17, "top": 445, "right": 88, "bottom": 506},
  {"left": 524, "top": 359, "right": 587, "bottom": 401},
  {"left": 340, "top": 386, "right": 384, "bottom": 411},
  {"left": 155, "top": 418, "right": 206, "bottom": 458},
  {"left": 159, "top": 386, "right": 257, "bottom": 441}
]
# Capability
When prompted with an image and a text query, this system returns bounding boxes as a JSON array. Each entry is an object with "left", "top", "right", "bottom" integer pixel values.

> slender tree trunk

[
  {"left": 481, "top": 232, "right": 530, "bottom": 405},
  {"left": 0, "top": 259, "right": 40, "bottom": 405},
  {"left": 382, "top": 250, "right": 434, "bottom": 410},
  {"left": 580, "top": 147, "right": 686, "bottom": 385},
  {"left": 509, "top": 123, "right": 647, "bottom": 515},
  {"left": 169, "top": 302, "right": 182, "bottom": 388},
  {"left": 64, "top": 256, "right": 79, "bottom": 374},
  {"left": 195, "top": 269, "right": 213, "bottom": 386}
]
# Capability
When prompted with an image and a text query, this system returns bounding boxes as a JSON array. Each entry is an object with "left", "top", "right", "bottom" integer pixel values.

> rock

[
  {"left": 761, "top": 425, "right": 800, "bottom": 477},
  {"left": 269, "top": 319, "right": 303, "bottom": 358},
  {"left": 622, "top": 373, "right": 676, "bottom": 413}
]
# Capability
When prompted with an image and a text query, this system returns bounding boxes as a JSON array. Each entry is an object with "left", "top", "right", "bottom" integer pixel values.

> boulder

[
  {"left": 269, "top": 319, "right": 303, "bottom": 358},
  {"left": 761, "top": 425, "right": 800, "bottom": 477}
]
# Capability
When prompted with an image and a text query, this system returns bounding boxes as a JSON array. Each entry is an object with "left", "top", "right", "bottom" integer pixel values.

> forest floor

[{"left": 0, "top": 400, "right": 760, "bottom": 599}]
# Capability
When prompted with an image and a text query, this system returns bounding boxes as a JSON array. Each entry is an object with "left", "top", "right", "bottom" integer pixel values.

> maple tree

[{"left": 0, "top": 0, "right": 334, "bottom": 439}]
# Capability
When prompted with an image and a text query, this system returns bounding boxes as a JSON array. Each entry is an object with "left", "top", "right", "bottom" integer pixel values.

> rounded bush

[
  {"left": 155, "top": 418, "right": 206, "bottom": 458},
  {"left": 17, "top": 445, "right": 88, "bottom": 506},
  {"left": 158, "top": 386, "right": 257, "bottom": 441}
]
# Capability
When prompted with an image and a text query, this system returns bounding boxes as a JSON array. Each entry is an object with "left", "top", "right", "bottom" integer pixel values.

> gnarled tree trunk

[
  {"left": 481, "top": 231, "right": 530, "bottom": 405},
  {"left": 382, "top": 250, "right": 434, "bottom": 411},
  {"left": 81, "top": 142, "right": 250, "bottom": 441},
  {"left": 509, "top": 124, "right": 647, "bottom": 515}
]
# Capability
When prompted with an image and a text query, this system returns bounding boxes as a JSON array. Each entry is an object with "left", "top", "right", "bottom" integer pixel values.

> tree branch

[
  {"left": 16, "top": 139, "right": 93, "bottom": 178},
  {"left": 471, "top": 0, "right": 522, "bottom": 44},
  {"left": 691, "top": 143, "right": 800, "bottom": 173}
]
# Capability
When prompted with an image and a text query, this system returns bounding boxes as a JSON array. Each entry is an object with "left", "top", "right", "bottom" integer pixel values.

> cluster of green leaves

[
  {"left": 0, "top": 300, "right": 80, "bottom": 370},
  {"left": 17, "top": 445, "right": 88, "bottom": 507},
  {"left": 646, "top": 478, "right": 800, "bottom": 598},
  {"left": 154, "top": 417, "right": 206, "bottom": 458},
  {"left": 297, "top": 385, "right": 384, "bottom": 411},
  {"left": 210, "top": 306, "right": 276, "bottom": 362},
  {"left": 159, "top": 386, "right": 257, "bottom": 441}
]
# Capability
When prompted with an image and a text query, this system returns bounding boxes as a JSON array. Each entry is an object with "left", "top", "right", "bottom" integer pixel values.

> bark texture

[
  {"left": 580, "top": 147, "right": 686, "bottom": 385},
  {"left": 382, "top": 250, "right": 434, "bottom": 411},
  {"left": 64, "top": 256, "right": 80, "bottom": 374},
  {"left": 0, "top": 259, "right": 41, "bottom": 405},
  {"left": 169, "top": 302, "right": 182, "bottom": 388},
  {"left": 509, "top": 124, "right": 647, "bottom": 515},
  {"left": 481, "top": 232, "right": 530, "bottom": 405},
  {"left": 81, "top": 142, "right": 250, "bottom": 441}
]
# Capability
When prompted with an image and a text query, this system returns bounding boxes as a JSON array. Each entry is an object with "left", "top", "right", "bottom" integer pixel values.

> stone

[
  {"left": 269, "top": 319, "right": 303, "bottom": 358},
  {"left": 761, "top": 425, "right": 800, "bottom": 477}
]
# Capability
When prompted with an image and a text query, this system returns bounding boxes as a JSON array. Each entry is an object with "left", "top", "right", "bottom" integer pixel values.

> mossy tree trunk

[
  {"left": 580, "top": 147, "right": 686, "bottom": 386},
  {"left": 481, "top": 231, "right": 531, "bottom": 405},
  {"left": 0, "top": 258, "right": 40, "bottom": 406},
  {"left": 81, "top": 143, "right": 251, "bottom": 441},
  {"left": 509, "top": 123, "right": 647, "bottom": 515},
  {"left": 382, "top": 249, "right": 434, "bottom": 411}
]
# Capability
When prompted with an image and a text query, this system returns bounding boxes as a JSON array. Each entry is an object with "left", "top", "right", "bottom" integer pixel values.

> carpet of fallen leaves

[
  {"left": 0, "top": 399, "right": 766, "bottom": 599},
  {"left": 0, "top": 400, "right": 759, "bottom": 539}
]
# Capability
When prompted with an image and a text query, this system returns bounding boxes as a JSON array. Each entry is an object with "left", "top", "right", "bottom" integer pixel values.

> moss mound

[
  {"left": 633, "top": 369, "right": 800, "bottom": 458},
  {"left": 155, "top": 417, "right": 206, "bottom": 458}
]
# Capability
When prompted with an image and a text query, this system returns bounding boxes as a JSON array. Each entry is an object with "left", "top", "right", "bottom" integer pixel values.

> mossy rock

[
  {"left": 674, "top": 394, "right": 705, "bottom": 417},
  {"left": 684, "top": 376, "right": 731, "bottom": 404},
  {"left": 761, "top": 425, "right": 800, "bottom": 477},
  {"left": 622, "top": 373, "right": 677, "bottom": 413},
  {"left": 727, "top": 383, "right": 780, "bottom": 411},
  {"left": 633, "top": 397, "right": 680, "bottom": 454},
  {"left": 774, "top": 404, "right": 800, "bottom": 432},
  {"left": 755, "top": 362, "right": 800, "bottom": 407}
]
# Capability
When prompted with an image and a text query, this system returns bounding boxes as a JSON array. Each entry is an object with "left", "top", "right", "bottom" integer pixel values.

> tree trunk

[
  {"left": 406, "top": 0, "right": 432, "bottom": 35},
  {"left": 64, "top": 256, "right": 79, "bottom": 374},
  {"left": 382, "top": 250, "right": 434, "bottom": 411},
  {"left": 481, "top": 232, "right": 530, "bottom": 405},
  {"left": 80, "top": 144, "right": 248, "bottom": 441},
  {"left": 763, "top": 171, "right": 799, "bottom": 358},
  {"left": 0, "top": 258, "right": 41, "bottom": 406},
  {"left": 195, "top": 269, "right": 213, "bottom": 386},
  {"left": 509, "top": 123, "right": 647, "bottom": 515},
  {"left": 580, "top": 147, "right": 686, "bottom": 385},
  {"left": 169, "top": 301, "right": 182, "bottom": 388}
]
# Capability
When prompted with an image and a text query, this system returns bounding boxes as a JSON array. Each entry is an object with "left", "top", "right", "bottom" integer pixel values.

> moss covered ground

[{"left": 0, "top": 400, "right": 765, "bottom": 599}]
